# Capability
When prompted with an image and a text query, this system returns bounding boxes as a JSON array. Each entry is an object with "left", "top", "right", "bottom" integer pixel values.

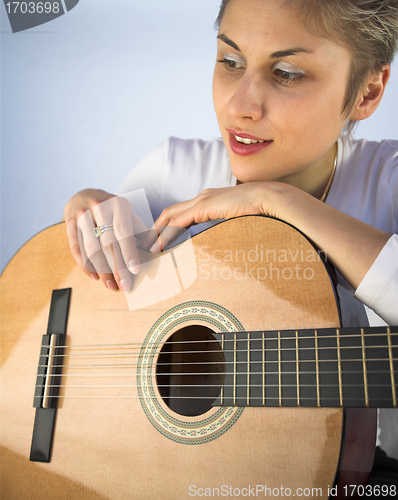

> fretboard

[{"left": 214, "top": 326, "right": 398, "bottom": 408}]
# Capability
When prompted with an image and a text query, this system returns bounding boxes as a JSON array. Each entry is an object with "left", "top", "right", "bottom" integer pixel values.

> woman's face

[{"left": 213, "top": 0, "right": 353, "bottom": 188}]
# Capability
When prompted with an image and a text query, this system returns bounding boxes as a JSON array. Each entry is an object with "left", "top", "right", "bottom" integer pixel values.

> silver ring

[{"left": 94, "top": 225, "right": 113, "bottom": 238}]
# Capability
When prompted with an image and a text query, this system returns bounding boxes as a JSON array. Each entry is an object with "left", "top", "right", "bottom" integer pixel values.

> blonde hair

[{"left": 215, "top": 0, "right": 398, "bottom": 134}]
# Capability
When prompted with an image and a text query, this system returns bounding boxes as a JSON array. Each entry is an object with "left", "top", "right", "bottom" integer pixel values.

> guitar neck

[{"left": 215, "top": 326, "right": 398, "bottom": 408}]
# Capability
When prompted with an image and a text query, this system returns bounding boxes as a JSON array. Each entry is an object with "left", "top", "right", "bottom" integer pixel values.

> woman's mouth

[{"left": 227, "top": 130, "right": 272, "bottom": 156}]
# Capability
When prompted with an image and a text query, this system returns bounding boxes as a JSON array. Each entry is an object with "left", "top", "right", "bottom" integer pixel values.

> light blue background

[
  {"left": 1, "top": 0, "right": 397, "bottom": 271},
  {"left": 1, "top": 0, "right": 398, "bottom": 459}
]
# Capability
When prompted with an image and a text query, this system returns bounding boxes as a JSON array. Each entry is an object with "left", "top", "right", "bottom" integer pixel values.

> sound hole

[{"left": 156, "top": 325, "right": 226, "bottom": 417}]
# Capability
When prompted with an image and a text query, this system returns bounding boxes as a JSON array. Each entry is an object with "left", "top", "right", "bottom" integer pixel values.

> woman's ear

[{"left": 349, "top": 65, "right": 390, "bottom": 121}]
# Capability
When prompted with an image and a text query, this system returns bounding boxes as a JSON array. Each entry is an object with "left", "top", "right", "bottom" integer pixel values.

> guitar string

[
  {"left": 33, "top": 373, "right": 397, "bottom": 394},
  {"left": 35, "top": 331, "right": 397, "bottom": 397},
  {"left": 36, "top": 357, "right": 398, "bottom": 372},
  {"left": 31, "top": 394, "right": 397, "bottom": 402},
  {"left": 37, "top": 342, "right": 398, "bottom": 360},
  {"left": 36, "top": 378, "right": 397, "bottom": 401},
  {"left": 33, "top": 385, "right": 397, "bottom": 402},
  {"left": 35, "top": 365, "right": 397, "bottom": 388},
  {"left": 36, "top": 354, "right": 397, "bottom": 370},
  {"left": 34, "top": 381, "right": 396, "bottom": 389},
  {"left": 35, "top": 365, "right": 397, "bottom": 399},
  {"left": 37, "top": 358, "right": 398, "bottom": 376},
  {"left": 35, "top": 353, "right": 398, "bottom": 376},
  {"left": 34, "top": 393, "right": 397, "bottom": 402},
  {"left": 39, "top": 330, "right": 397, "bottom": 351},
  {"left": 36, "top": 368, "right": 396, "bottom": 377}
]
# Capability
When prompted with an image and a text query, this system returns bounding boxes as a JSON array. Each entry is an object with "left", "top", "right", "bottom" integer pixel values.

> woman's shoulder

[
  {"left": 338, "top": 135, "right": 398, "bottom": 188},
  {"left": 340, "top": 136, "right": 398, "bottom": 167},
  {"left": 330, "top": 136, "right": 398, "bottom": 231},
  {"left": 337, "top": 136, "right": 398, "bottom": 195}
]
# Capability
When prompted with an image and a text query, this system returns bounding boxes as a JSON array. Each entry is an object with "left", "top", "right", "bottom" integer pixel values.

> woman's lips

[{"left": 227, "top": 131, "right": 272, "bottom": 156}]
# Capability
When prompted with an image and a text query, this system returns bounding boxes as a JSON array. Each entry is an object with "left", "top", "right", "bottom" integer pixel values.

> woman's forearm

[{"left": 265, "top": 182, "right": 392, "bottom": 290}]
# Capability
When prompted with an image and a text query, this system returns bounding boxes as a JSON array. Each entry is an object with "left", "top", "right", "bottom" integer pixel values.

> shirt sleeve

[{"left": 354, "top": 234, "right": 398, "bottom": 325}]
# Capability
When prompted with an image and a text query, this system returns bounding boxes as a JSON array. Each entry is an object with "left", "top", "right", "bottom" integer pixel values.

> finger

[
  {"left": 65, "top": 216, "right": 99, "bottom": 280},
  {"left": 77, "top": 210, "right": 119, "bottom": 290},
  {"left": 100, "top": 239, "right": 133, "bottom": 292},
  {"left": 144, "top": 199, "right": 197, "bottom": 252},
  {"left": 137, "top": 223, "right": 162, "bottom": 252},
  {"left": 150, "top": 201, "right": 205, "bottom": 253},
  {"left": 149, "top": 225, "right": 187, "bottom": 253},
  {"left": 112, "top": 198, "right": 141, "bottom": 275},
  {"left": 92, "top": 226, "right": 129, "bottom": 290},
  {"left": 92, "top": 197, "right": 137, "bottom": 291}
]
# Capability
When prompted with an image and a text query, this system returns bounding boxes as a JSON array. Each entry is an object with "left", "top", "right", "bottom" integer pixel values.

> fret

[
  {"left": 263, "top": 330, "right": 279, "bottom": 407},
  {"left": 262, "top": 331, "right": 265, "bottom": 406},
  {"left": 247, "top": 332, "right": 250, "bottom": 406},
  {"left": 360, "top": 328, "right": 369, "bottom": 407},
  {"left": 280, "top": 330, "right": 297, "bottom": 407},
  {"left": 233, "top": 332, "right": 237, "bottom": 406},
  {"left": 248, "top": 331, "right": 263, "bottom": 406},
  {"left": 317, "top": 328, "right": 340, "bottom": 407},
  {"left": 234, "top": 332, "right": 247, "bottom": 406},
  {"left": 340, "top": 328, "right": 366, "bottom": 406},
  {"left": 387, "top": 327, "right": 397, "bottom": 407},
  {"left": 364, "top": 326, "right": 394, "bottom": 407},
  {"left": 215, "top": 332, "right": 235, "bottom": 406},
  {"left": 314, "top": 330, "right": 320, "bottom": 407},
  {"left": 298, "top": 329, "right": 317, "bottom": 407},
  {"left": 278, "top": 330, "right": 282, "bottom": 407},
  {"left": 336, "top": 329, "right": 343, "bottom": 406},
  {"left": 295, "top": 330, "right": 300, "bottom": 407},
  {"left": 213, "top": 326, "right": 397, "bottom": 409},
  {"left": 392, "top": 326, "right": 398, "bottom": 407}
]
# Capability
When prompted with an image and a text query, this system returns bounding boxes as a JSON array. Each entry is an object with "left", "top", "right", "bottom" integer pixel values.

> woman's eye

[
  {"left": 274, "top": 68, "right": 305, "bottom": 85},
  {"left": 218, "top": 57, "right": 245, "bottom": 72}
]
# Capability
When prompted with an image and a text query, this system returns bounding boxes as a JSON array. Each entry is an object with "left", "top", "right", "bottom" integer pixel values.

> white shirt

[
  {"left": 328, "top": 137, "right": 398, "bottom": 326},
  {"left": 118, "top": 135, "right": 398, "bottom": 326}
]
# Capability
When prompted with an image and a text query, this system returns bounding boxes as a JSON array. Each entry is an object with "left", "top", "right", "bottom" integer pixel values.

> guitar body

[{"left": 1, "top": 216, "right": 376, "bottom": 499}]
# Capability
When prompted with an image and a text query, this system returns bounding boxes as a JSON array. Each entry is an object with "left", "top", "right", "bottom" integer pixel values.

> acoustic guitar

[{"left": 1, "top": 216, "right": 396, "bottom": 500}]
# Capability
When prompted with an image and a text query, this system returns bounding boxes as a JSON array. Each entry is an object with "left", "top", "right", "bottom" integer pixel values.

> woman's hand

[
  {"left": 63, "top": 189, "right": 142, "bottom": 292},
  {"left": 151, "top": 182, "right": 391, "bottom": 291},
  {"left": 150, "top": 183, "right": 279, "bottom": 252}
]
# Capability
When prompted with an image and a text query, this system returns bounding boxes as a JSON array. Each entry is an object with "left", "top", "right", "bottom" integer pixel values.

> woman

[{"left": 64, "top": 0, "right": 398, "bottom": 488}]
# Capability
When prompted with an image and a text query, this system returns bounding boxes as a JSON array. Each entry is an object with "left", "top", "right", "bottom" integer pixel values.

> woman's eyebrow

[
  {"left": 217, "top": 35, "right": 312, "bottom": 59},
  {"left": 269, "top": 48, "right": 313, "bottom": 58},
  {"left": 217, "top": 34, "right": 241, "bottom": 52}
]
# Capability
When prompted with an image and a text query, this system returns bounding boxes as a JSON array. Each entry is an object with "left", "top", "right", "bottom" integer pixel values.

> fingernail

[
  {"left": 149, "top": 241, "right": 160, "bottom": 253},
  {"left": 90, "top": 273, "right": 99, "bottom": 281},
  {"left": 106, "top": 280, "right": 117, "bottom": 291},
  {"left": 119, "top": 279, "right": 131, "bottom": 292},
  {"left": 128, "top": 259, "right": 140, "bottom": 274}
]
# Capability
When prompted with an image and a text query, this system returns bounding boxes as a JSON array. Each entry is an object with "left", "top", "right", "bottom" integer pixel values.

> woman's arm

[
  {"left": 263, "top": 183, "right": 392, "bottom": 290},
  {"left": 152, "top": 181, "right": 392, "bottom": 291}
]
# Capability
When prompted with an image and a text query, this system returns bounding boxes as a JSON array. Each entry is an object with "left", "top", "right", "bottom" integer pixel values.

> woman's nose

[{"left": 227, "top": 74, "right": 265, "bottom": 122}]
